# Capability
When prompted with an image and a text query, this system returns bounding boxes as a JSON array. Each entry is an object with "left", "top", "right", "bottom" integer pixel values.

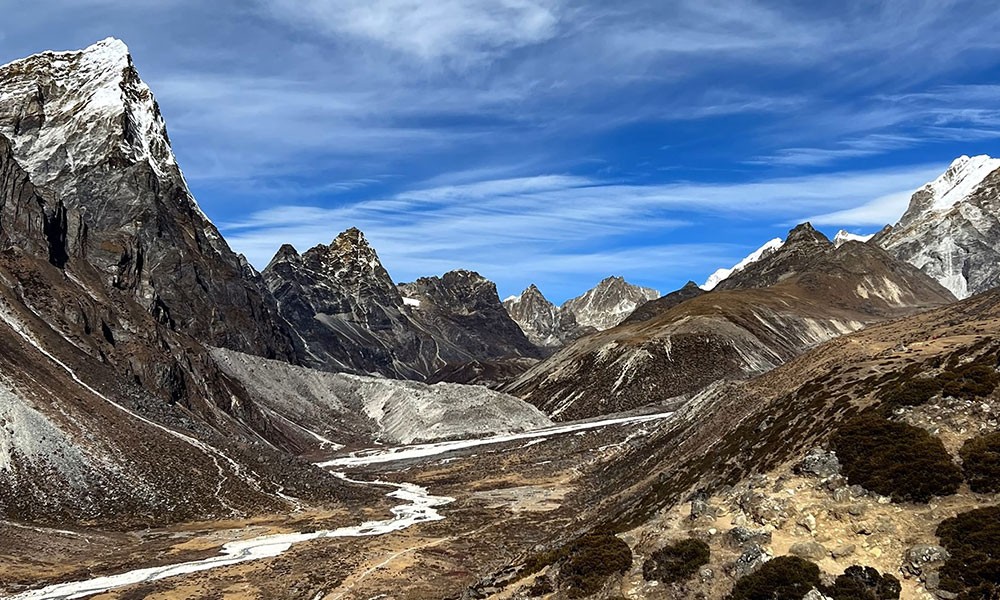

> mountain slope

[
  {"left": 211, "top": 348, "right": 552, "bottom": 446},
  {"left": 621, "top": 280, "right": 705, "bottom": 325},
  {"left": 876, "top": 154, "right": 1000, "bottom": 299},
  {"left": 477, "top": 287, "right": 1000, "bottom": 600},
  {"left": 506, "top": 224, "right": 954, "bottom": 421},
  {"left": 702, "top": 237, "right": 784, "bottom": 290}
]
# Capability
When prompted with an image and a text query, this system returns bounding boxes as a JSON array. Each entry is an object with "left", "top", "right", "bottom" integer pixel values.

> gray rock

[
  {"left": 699, "top": 567, "right": 715, "bottom": 583},
  {"left": 905, "top": 545, "right": 951, "bottom": 575},
  {"left": 502, "top": 284, "right": 595, "bottom": 347},
  {"left": 690, "top": 490, "right": 715, "bottom": 520},
  {"left": 925, "top": 571, "right": 940, "bottom": 591},
  {"left": 789, "top": 541, "right": 828, "bottom": 561},
  {"left": 876, "top": 155, "right": 1000, "bottom": 299},
  {"left": 803, "top": 589, "right": 833, "bottom": 600},
  {"left": 797, "top": 448, "right": 841, "bottom": 478}
]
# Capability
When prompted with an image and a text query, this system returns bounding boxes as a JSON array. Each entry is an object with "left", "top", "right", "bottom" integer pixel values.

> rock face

[
  {"left": 0, "top": 38, "right": 295, "bottom": 360},
  {"left": 507, "top": 223, "right": 955, "bottom": 420},
  {"left": 503, "top": 284, "right": 593, "bottom": 347},
  {"left": 875, "top": 155, "right": 1000, "bottom": 299},
  {"left": 561, "top": 276, "right": 659, "bottom": 330},
  {"left": 263, "top": 229, "right": 542, "bottom": 379}
]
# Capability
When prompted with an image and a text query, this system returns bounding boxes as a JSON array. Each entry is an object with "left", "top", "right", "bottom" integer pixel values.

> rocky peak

[
  {"left": 877, "top": 156, "right": 1000, "bottom": 299},
  {"left": 833, "top": 230, "right": 875, "bottom": 248},
  {"left": 297, "top": 228, "right": 400, "bottom": 301},
  {"left": 0, "top": 38, "right": 175, "bottom": 190},
  {"left": 401, "top": 270, "right": 500, "bottom": 315},
  {"left": 715, "top": 224, "right": 834, "bottom": 291},
  {"left": 561, "top": 276, "right": 659, "bottom": 331},
  {"left": 503, "top": 284, "right": 574, "bottom": 347},
  {"left": 268, "top": 243, "right": 301, "bottom": 265},
  {"left": 785, "top": 222, "right": 831, "bottom": 246},
  {"left": 0, "top": 39, "right": 295, "bottom": 360}
]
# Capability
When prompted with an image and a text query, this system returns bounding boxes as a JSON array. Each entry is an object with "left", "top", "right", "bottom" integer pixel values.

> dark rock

[
  {"left": 725, "top": 526, "right": 772, "bottom": 549},
  {"left": 264, "top": 230, "right": 543, "bottom": 379}
]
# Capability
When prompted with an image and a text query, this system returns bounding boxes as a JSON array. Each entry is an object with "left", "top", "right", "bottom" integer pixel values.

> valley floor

[{"left": 0, "top": 412, "right": 674, "bottom": 600}]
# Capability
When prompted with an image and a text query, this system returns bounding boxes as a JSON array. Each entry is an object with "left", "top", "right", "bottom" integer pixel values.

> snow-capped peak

[
  {"left": 0, "top": 37, "right": 177, "bottom": 187},
  {"left": 922, "top": 155, "right": 1000, "bottom": 213},
  {"left": 833, "top": 230, "right": 875, "bottom": 248},
  {"left": 701, "top": 238, "right": 784, "bottom": 291}
]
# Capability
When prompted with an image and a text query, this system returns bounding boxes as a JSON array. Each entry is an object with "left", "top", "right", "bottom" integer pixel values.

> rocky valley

[{"left": 1, "top": 36, "right": 1000, "bottom": 600}]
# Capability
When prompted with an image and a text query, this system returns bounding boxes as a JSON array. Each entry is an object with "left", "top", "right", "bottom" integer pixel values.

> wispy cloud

[
  {"left": 261, "top": 0, "right": 562, "bottom": 67},
  {"left": 222, "top": 162, "right": 945, "bottom": 297}
]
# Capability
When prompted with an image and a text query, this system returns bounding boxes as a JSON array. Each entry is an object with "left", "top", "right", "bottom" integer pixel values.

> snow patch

[
  {"left": 833, "top": 230, "right": 874, "bottom": 248},
  {"left": 702, "top": 238, "right": 784, "bottom": 290},
  {"left": 924, "top": 155, "right": 1000, "bottom": 213}
]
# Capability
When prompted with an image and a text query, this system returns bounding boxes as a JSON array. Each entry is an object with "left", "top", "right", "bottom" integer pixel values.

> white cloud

[
  {"left": 807, "top": 191, "right": 917, "bottom": 227},
  {"left": 262, "top": 0, "right": 561, "bottom": 66},
  {"left": 220, "top": 162, "right": 948, "bottom": 298}
]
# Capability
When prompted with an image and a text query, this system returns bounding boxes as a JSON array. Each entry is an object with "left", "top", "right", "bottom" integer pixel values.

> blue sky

[{"left": 3, "top": 1, "right": 1000, "bottom": 302}]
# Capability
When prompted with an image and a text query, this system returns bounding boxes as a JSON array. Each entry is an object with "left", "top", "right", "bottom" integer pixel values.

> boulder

[{"left": 789, "top": 541, "right": 828, "bottom": 561}]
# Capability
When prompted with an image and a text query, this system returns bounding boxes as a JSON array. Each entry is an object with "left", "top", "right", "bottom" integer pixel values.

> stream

[{"left": 5, "top": 411, "right": 674, "bottom": 600}]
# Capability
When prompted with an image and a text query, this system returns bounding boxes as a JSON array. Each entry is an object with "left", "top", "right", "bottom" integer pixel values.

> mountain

[
  {"left": 702, "top": 237, "right": 784, "bottom": 290},
  {"left": 561, "top": 276, "right": 659, "bottom": 330},
  {"left": 0, "top": 40, "right": 544, "bottom": 526},
  {"left": 263, "top": 230, "right": 542, "bottom": 379},
  {"left": 0, "top": 39, "right": 384, "bottom": 524},
  {"left": 875, "top": 154, "right": 1000, "bottom": 299},
  {"left": 502, "top": 277, "right": 657, "bottom": 352},
  {"left": 398, "top": 269, "right": 543, "bottom": 363},
  {"left": 502, "top": 284, "right": 593, "bottom": 347},
  {"left": 0, "top": 38, "right": 295, "bottom": 360},
  {"left": 506, "top": 224, "right": 954, "bottom": 421},
  {"left": 714, "top": 223, "right": 832, "bottom": 290}
]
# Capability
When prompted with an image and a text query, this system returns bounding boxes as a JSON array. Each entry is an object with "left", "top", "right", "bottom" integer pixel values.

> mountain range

[{"left": 3, "top": 38, "right": 1000, "bottom": 600}]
